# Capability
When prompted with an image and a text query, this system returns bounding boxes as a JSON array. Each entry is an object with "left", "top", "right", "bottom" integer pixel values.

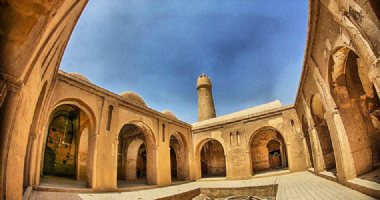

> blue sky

[{"left": 60, "top": 1, "right": 308, "bottom": 123}]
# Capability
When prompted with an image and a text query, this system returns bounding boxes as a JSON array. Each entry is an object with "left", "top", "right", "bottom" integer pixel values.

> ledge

[{"left": 58, "top": 70, "right": 191, "bottom": 128}]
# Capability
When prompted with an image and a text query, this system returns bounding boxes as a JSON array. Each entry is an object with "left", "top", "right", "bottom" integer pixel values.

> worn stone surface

[
  {"left": 1, "top": 0, "right": 380, "bottom": 199},
  {"left": 28, "top": 172, "right": 375, "bottom": 200}
]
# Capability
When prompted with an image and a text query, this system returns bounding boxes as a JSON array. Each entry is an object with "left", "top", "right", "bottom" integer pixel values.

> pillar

[
  {"left": 324, "top": 109, "right": 356, "bottom": 181},
  {"left": 308, "top": 127, "right": 326, "bottom": 172}
]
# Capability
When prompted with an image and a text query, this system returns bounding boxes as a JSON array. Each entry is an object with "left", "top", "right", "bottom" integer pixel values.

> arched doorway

[
  {"left": 135, "top": 144, "right": 147, "bottom": 180},
  {"left": 117, "top": 123, "right": 156, "bottom": 187},
  {"left": 199, "top": 139, "right": 226, "bottom": 178},
  {"left": 370, "top": 0, "right": 380, "bottom": 19},
  {"left": 302, "top": 115, "right": 314, "bottom": 167},
  {"left": 330, "top": 47, "right": 380, "bottom": 180},
  {"left": 310, "top": 94, "right": 336, "bottom": 173},
  {"left": 41, "top": 104, "right": 91, "bottom": 187},
  {"left": 250, "top": 128, "right": 287, "bottom": 174},
  {"left": 169, "top": 132, "right": 189, "bottom": 182},
  {"left": 170, "top": 146, "right": 177, "bottom": 180}
]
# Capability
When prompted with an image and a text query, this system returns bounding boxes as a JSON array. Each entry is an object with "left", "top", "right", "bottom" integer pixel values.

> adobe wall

[
  {"left": 192, "top": 106, "right": 308, "bottom": 180},
  {"left": 0, "top": 1, "right": 88, "bottom": 199},
  {"left": 22, "top": 71, "right": 193, "bottom": 192},
  {"left": 295, "top": 0, "right": 380, "bottom": 183}
]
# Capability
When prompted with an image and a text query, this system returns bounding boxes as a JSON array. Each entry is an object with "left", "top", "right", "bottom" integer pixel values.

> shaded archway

[
  {"left": 302, "top": 115, "right": 314, "bottom": 167},
  {"left": 169, "top": 132, "right": 189, "bottom": 182},
  {"left": 117, "top": 122, "right": 156, "bottom": 187},
  {"left": 330, "top": 47, "right": 380, "bottom": 179},
  {"left": 41, "top": 104, "right": 92, "bottom": 187},
  {"left": 170, "top": 146, "right": 177, "bottom": 180},
  {"left": 199, "top": 139, "right": 226, "bottom": 178},
  {"left": 310, "top": 94, "right": 336, "bottom": 173},
  {"left": 249, "top": 127, "right": 287, "bottom": 174},
  {"left": 370, "top": 0, "right": 380, "bottom": 19}
]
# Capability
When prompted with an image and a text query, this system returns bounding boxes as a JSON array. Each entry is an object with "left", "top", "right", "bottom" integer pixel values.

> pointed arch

[{"left": 249, "top": 127, "right": 288, "bottom": 174}]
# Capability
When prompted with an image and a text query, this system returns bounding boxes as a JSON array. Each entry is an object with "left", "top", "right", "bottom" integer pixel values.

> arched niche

[
  {"left": 40, "top": 103, "right": 94, "bottom": 188},
  {"left": 369, "top": 0, "right": 380, "bottom": 19},
  {"left": 249, "top": 127, "right": 288, "bottom": 174},
  {"left": 329, "top": 47, "right": 380, "bottom": 177},
  {"left": 117, "top": 122, "right": 157, "bottom": 187},
  {"left": 197, "top": 139, "right": 226, "bottom": 178},
  {"left": 310, "top": 94, "right": 336, "bottom": 172},
  {"left": 169, "top": 132, "right": 190, "bottom": 182}
]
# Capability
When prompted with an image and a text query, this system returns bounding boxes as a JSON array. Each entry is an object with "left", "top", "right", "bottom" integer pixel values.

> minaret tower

[{"left": 197, "top": 74, "right": 216, "bottom": 121}]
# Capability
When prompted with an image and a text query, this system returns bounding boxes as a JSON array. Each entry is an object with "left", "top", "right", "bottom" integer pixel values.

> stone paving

[{"left": 29, "top": 171, "right": 376, "bottom": 200}]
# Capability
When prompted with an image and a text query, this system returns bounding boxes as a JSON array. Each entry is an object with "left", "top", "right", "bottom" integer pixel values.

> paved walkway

[{"left": 29, "top": 171, "right": 375, "bottom": 200}]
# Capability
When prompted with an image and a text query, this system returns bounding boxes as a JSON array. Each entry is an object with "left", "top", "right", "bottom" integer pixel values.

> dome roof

[
  {"left": 70, "top": 73, "right": 91, "bottom": 82},
  {"left": 161, "top": 110, "right": 177, "bottom": 119},
  {"left": 119, "top": 91, "right": 147, "bottom": 107}
]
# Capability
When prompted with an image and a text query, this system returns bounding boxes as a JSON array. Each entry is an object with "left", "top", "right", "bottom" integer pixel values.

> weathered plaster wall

[
  {"left": 192, "top": 106, "right": 308, "bottom": 180},
  {"left": 295, "top": 0, "right": 380, "bottom": 186},
  {"left": 0, "top": 1, "right": 88, "bottom": 199}
]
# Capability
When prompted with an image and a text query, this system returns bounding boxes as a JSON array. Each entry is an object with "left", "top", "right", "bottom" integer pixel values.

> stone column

[
  {"left": 324, "top": 109, "right": 356, "bottom": 182},
  {"left": 113, "top": 136, "right": 119, "bottom": 188},
  {"left": 301, "top": 94, "right": 325, "bottom": 172},
  {"left": 312, "top": 65, "right": 357, "bottom": 181},
  {"left": 308, "top": 127, "right": 325, "bottom": 173},
  {"left": 27, "top": 133, "right": 38, "bottom": 188}
]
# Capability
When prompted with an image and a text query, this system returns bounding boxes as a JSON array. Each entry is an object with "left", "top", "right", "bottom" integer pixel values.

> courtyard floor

[{"left": 29, "top": 171, "right": 376, "bottom": 200}]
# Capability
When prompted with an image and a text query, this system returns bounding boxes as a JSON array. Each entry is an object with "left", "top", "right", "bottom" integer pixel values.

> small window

[
  {"left": 162, "top": 123, "right": 166, "bottom": 142},
  {"left": 106, "top": 105, "right": 113, "bottom": 131}
]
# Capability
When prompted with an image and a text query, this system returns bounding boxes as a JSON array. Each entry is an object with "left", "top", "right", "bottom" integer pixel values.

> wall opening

[
  {"left": 106, "top": 105, "right": 113, "bottom": 131},
  {"left": 41, "top": 104, "right": 91, "bottom": 187},
  {"left": 169, "top": 133, "right": 189, "bottom": 181},
  {"left": 330, "top": 47, "right": 380, "bottom": 180},
  {"left": 117, "top": 123, "right": 156, "bottom": 187},
  {"left": 310, "top": 94, "right": 336, "bottom": 173},
  {"left": 136, "top": 144, "right": 147, "bottom": 179},
  {"left": 250, "top": 128, "right": 287, "bottom": 174},
  {"left": 200, "top": 140, "right": 226, "bottom": 178},
  {"left": 170, "top": 146, "right": 177, "bottom": 180},
  {"left": 370, "top": 0, "right": 380, "bottom": 19}
]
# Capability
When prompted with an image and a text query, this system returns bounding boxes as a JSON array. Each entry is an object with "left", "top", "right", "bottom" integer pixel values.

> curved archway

[
  {"left": 40, "top": 103, "right": 94, "bottom": 188},
  {"left": 329, "top": 47, "right": 380, "bottom": 179},
  {"left": 249, "top": 127, "right": 288, "bottom": 174},
  {"left": 169, "top": 132, "right": 189, "bottom": 182},
  {"left": 310, "top": 94, "right": 336, "bottom": 173},
  {"left": 117, "top": 122, "right": 156, "bottom": 187},
  {"left": 197, "top": 139, "right": 226, "bottom": 178},
  {"left": 52, "top": 98, "right": 97, "bottom": 130}
]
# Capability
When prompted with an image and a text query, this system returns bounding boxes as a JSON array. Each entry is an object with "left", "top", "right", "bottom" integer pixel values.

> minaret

[{"left": 197, "top": 74, "right": 216, "bottom": 121}]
